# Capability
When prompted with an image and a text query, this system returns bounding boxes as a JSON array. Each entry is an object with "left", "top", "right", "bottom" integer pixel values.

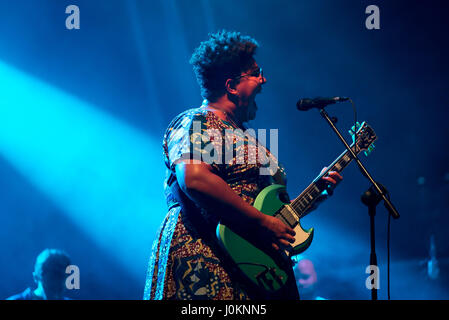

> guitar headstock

[{"left": 349, "top": 121, "right": 377, "bottom": 156}]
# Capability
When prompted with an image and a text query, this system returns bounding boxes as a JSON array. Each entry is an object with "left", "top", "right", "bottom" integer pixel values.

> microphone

[{"left": 296, "top": 96, "right": 349, "bottom": 111}]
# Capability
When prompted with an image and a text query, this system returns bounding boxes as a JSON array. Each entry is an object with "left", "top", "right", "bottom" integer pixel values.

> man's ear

[
  {"left": 225, "top": 79, "right": 239, "bottom": 95},
  {"left": 33, "top": 271, "right": 38, "bottom": 284}
]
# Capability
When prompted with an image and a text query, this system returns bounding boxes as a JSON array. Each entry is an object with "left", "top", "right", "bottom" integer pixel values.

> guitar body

[
  {"left": 216, "top": 122, "right": 377, "bottom": 293},
  {"left": 216, "top": 184, "right": 314, "bottom": 292}
]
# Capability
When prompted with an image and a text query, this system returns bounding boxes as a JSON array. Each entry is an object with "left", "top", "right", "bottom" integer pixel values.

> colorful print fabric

[{"left": 143, "top": 106, "right": 286, "bottom": 300}]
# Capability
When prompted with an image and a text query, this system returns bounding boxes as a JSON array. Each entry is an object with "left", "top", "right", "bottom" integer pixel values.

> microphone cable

[
  {"left": 387, "top": 194, "right": 392, "bottom": 300},
  {"left": 348, "top": 98, "right": 392, "bottom": 300}
]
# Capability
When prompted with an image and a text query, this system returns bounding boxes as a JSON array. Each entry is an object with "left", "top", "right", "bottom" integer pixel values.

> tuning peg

[{"left": 348, "top": 122, "right": 361, "bottom": 136}]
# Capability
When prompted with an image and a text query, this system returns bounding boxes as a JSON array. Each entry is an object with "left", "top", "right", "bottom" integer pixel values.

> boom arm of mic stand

[{"left": 318, "top": 108, "right": 400, "bottom": 219}]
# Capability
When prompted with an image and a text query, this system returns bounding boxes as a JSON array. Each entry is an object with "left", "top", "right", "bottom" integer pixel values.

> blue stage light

[{"left": 0, "top": 60, "right": 166, "bottom": 281}]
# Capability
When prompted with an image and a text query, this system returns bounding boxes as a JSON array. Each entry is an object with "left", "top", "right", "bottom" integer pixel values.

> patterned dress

[{"left": 143, "top": 106, "right": 293, "bottom": 300}]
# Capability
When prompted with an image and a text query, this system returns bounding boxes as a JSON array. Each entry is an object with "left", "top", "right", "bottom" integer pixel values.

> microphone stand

[{"left": 317, "top": 107, "right": 400, "bottom": 300}]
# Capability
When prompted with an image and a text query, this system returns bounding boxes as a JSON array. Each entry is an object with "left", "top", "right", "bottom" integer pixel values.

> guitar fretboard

[{"left": 288, "top": 143, "right": 361, "bottom": 220}]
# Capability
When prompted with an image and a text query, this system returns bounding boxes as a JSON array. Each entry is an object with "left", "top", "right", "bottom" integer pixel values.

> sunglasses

[{"left": 233, "top": 67, "right": 263, "bottom": 81}]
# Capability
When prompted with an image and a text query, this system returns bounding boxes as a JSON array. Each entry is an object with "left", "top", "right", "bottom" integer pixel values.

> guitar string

[
  {"left": 288, "top": 126, "right": 370, "bottom": 219},
  {"left": 289, "top": 147, "right": 353, "bottom": 215}
]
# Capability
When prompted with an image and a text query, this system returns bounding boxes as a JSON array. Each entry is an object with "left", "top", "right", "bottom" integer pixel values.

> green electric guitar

[{"left": 216, "top": 122, "right": 377, "bottom": 293}]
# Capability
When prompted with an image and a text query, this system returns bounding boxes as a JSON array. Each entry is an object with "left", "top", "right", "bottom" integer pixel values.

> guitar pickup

[{"left": 277, "top": 207, "right": 298, "bottom": 227}]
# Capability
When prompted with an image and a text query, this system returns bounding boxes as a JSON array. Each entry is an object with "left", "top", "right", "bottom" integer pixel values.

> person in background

[
  {"left": 293, "top": 256, "right": 327, "bottom": 300},
  {"left": 6, "top": 248, "right": 71, "bottom": 300}
]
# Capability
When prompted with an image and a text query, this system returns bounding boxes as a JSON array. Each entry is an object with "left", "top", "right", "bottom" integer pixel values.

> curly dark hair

[{"left": 189, "top": 30, "right": 259, "bottom": 101}]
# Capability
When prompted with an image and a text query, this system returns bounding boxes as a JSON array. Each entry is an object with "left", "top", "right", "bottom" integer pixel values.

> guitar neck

[{"left": 289, "top": 142, "right": 361, "bottom": 219}]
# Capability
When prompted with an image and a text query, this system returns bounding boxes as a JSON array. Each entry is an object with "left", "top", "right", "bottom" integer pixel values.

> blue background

[{"left": 0, "top": 0, "right": 448, "bottom": 299}]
